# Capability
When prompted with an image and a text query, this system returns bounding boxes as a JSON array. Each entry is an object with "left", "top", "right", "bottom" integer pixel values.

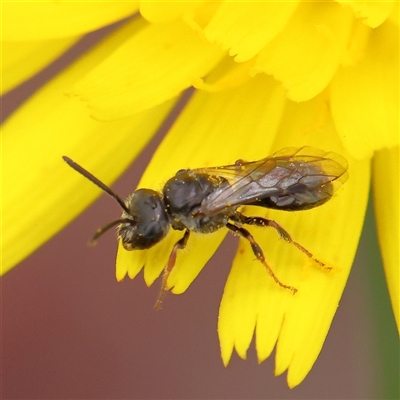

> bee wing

[{"left": 194, "top": 147, "right": 348, "bottom": 215}]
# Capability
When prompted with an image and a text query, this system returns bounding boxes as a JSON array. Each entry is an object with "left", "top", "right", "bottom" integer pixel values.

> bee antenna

[
  {"left": 89, "top": 217, "right": 133, "bottom": 245},
  {"left": 62, "top": 156, "right": 130, "bottom": 214}
]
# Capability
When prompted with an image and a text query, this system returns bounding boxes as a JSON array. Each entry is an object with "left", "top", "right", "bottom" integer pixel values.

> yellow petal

[
  {"left": 336, "top": 0, "right": 395, "bottom": 28},
  {"left": 388, "top": 2, "right": 399, "bottom": 27},
  {"left": 2, "top": 37, "right": 79, "bottom": 94},
  {"left": 139, "top": 2, "right": 199, "bottom": 23},
  {"left": 71, "top": 20, "right": 224, "bottom": 120},
  {"left": 193, "top": 56, "right": 254, "bottom": 92},
  {"left": 218, "top": 97, "right": 371, "bottom": 387},
  {"left": 116, "top": 74, "right": 287, "bottom": 293},
  {"left": 331, "top": 20, "right": 399, "bottom": 159},
  {"left": 2, "top": 1, "right": 139, "bottom": 41},
  {"left": 253, "top": 2, "right": 354, "bottom": 102},
  {"left": 373, "top": 146, "right": 399, "bottom": 333},
  {"left": 2, "top": 19, "right": 175, "bottom": 275},
  {"left": 204, "top": 1, "right": 299, "bottom": 62}
]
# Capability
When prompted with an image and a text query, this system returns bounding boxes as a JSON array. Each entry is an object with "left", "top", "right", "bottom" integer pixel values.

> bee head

[
  {"left": 117, "top": 189, "right": 169, "bottom": 250},
  {"left": 62, "top": 156, "right": 169, "bottom": 250}
]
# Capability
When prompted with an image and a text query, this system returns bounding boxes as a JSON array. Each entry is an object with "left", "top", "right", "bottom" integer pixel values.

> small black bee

[{"left": 63, "top": 147, "right": 348, "bottom": 308}]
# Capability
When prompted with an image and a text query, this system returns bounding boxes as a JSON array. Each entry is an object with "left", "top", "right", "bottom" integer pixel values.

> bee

[{"left": 63, "top": 147, "right": 348, "bottom": 309}]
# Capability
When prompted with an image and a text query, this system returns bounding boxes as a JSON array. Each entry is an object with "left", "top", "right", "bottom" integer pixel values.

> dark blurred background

[{"left": 2, "top": 24, "right": 398, "bottom": 400}]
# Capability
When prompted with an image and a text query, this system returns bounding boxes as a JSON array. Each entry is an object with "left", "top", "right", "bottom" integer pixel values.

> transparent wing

[{"left": 193, "top": 147, "right": 348, "bottom": 215}]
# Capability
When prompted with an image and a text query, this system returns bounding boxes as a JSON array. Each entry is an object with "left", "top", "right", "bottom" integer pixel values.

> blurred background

[{"left": 2, "top": 23, "right": 398, "bottom": 400}]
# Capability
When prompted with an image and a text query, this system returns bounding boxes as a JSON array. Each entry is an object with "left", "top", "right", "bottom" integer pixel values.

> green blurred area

[{"left": 364, "top": 197, "right": 399, "bottom": 399}]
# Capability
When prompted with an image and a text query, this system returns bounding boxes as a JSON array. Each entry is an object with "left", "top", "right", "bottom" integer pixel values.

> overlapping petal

[
  {"left": 373, "top": 147, "right": 400, "bottom": 333},
  {"left": 2, "top": 19, "right": 175, "bottom": 274},
  {"left": 331, "top": 20, "right": 399, "bottom": 159},
  {"left": 336, "top": 0, "right": 395, "bottom": 28},
  {"left": 218, "top": 97, "right": 370, "bottom": 387},
  {"left": 2, "top": 37, "right": 79, "bottom": 94},
  {"left": 253, "top": 2, "right": 353, "bottom": 102},
  {"left": 2, "top": 1, "right": 139, "bottom": 41},
  {"left": 203, "top": 1, "right": 299, "bottom": 62},
  {"left": 139, "top": 2, "right": 199, "bottom": 23},
  {"left": 71, "top": 20, "right": 224, "bottom": 120}
]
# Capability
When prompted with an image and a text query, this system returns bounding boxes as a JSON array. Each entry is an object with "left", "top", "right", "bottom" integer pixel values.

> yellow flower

[{"left": 2, "top": 1, "right": 398, "bottom": 388}]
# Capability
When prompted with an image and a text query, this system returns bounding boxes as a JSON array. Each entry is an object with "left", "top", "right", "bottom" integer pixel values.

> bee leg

[
  {"left": 235, "top": 158, "right": 247, "bottom": 165},
  {"left": 154, "top": 229, "right": 190, "bottom": 310},
  {"left": 233, "top": 213, "right": 331, "bottom": 271},
  {"left": 226, "top": 222, "right": 297, "bottom": 294}
]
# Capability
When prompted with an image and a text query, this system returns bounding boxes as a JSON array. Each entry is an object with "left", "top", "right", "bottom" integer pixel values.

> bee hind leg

[
  {"left": 233, "top": 212, "right": 331, "bottom": 271},
  {"left": 154, "top": 229, "right": 190, "bottom": 310},
  {"left": 226, "top": 222, "right": 297, "bottom": 294}
]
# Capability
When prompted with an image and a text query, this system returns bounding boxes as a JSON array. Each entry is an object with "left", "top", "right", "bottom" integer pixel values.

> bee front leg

[
  {"left": 226, "top": 222, "right": 297, "bottom": 294},
  {"left": 154, "top": 230, "right": 190, "bottom": 310},
  {"left": 233, "top": 212, "right": 331, "bottom": 271}
]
